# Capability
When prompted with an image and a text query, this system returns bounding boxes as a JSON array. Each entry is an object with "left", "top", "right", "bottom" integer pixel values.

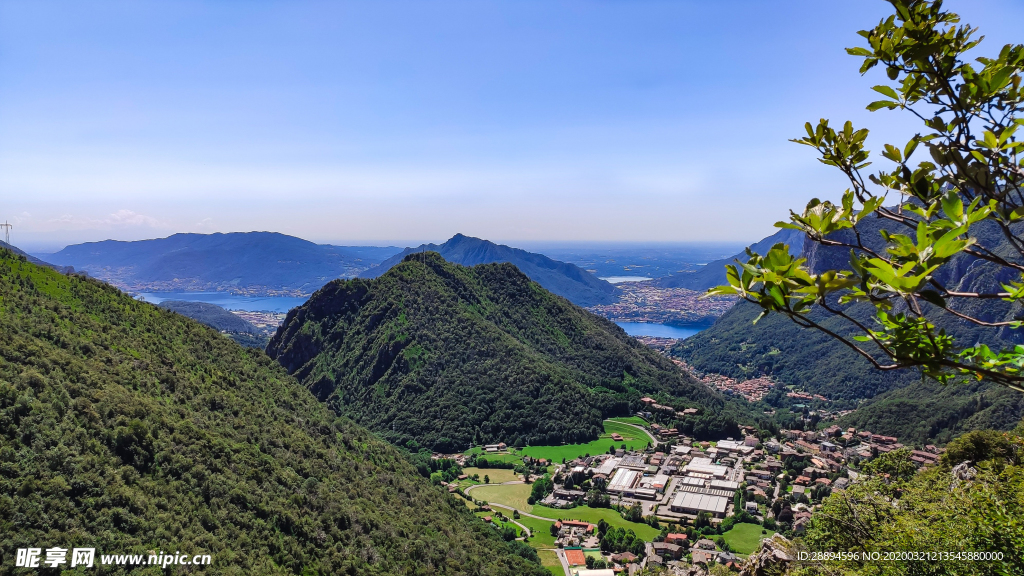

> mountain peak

[
  {"left": 270, "top": 255, "right": 727, "bottom": 451},
  {"left": 360, "top": 235, "right": 616, "bottom": 307}
]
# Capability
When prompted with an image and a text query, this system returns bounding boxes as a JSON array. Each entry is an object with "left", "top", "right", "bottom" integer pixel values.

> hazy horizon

[{"left": 22, "top": 230, "right": 748, "bottom": 257}]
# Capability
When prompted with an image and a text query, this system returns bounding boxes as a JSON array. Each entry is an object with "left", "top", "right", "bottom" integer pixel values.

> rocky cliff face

[
  {"left": 798, "top": 213, "right": 1023, "bottom": 340},
  {"left": 738, "top": 534, "right": 795, "bottom": 576}
]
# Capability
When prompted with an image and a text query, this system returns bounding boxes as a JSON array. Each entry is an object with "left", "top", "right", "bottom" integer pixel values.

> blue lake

[
  {"left": 614, "top": 322, "right": 704, "bottom": 339},
  {"left": 600, "top": 276, "right": 654, "bottom": 284},
  {"left": 135, "top": 292, "right": 309, "bottom": 313},
  {"left": 134, "top": 293, "right": 706, "bottom": 339}
]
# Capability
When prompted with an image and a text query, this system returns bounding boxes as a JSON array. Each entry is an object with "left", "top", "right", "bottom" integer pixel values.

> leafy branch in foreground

[{"left": 709, "top": 0, "right": 1024, "bottom": 391}]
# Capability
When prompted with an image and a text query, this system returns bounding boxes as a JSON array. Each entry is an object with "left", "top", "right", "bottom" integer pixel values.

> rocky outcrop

[{"left": 738, "top": 533, "right": 794, "bottom": 576}]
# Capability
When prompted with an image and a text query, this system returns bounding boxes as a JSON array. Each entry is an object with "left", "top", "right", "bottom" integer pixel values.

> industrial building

[
  {"left": 670, "top": 492, "right": 729, "bottom": 518},
  {"left": 682, "top": 457, "right": 730, "bottom": 479},
  {"left": 606, "top": 468, "right": 641, "bottom": 493}
]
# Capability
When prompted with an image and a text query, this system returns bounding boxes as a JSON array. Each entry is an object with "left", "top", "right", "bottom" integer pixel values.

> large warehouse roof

[
  {"left": 671, "top": 491, "right": 728, "bottom": 515},
  {"left": 683, "top": 457, "right": 730, "bottom": 478},
  {"left": 607, "top": 468, "right": 640, "bottom": 492}
]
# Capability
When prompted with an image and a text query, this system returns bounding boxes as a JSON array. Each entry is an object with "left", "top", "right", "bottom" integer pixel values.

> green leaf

[
  {"left": 872, "top": 85, "right": 900, "bottom": 100},
  {"left": 940, "top": 190, "right": 964, "bottom": 221},
  {"left": 867, "top": 100, "right": 898, "bottom": 111}
]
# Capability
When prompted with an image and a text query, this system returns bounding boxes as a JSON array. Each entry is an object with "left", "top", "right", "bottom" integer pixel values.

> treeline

[{"left": 0, "top": 250, "right": 548, "bottom": 576}]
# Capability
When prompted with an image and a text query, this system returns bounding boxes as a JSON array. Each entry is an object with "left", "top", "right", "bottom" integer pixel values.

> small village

[
  {"left": 430, "top": 404, "right": 945, "bottom": 576},
  {"left": 586, "top": 283, "right": 735, "bottom": 326}
]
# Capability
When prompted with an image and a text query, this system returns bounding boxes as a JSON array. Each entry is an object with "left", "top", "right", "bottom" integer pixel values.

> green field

[
  {"left": 475, "top": 511, "right": 523, "bottom": 537},
  {"left": 465, "top": 447, "right": 524, "bottom": 465},
  {"left": 537, "top": 550, "right": 562, "bottom": 576},
  {"left": 516, "top": 515, "right": 557, "bottom": 548},
  {"left": 521, "top": 421, "right": 650, "bottom": 462},
  {"left": 462, "top": 467, "right": 520, "bottom": 485},
  {"left": 721, "top": 523, "right": 775, "bottom": 555},
  {"left": 607, "top": 416, "right": 649, "bottom": 427},
  {"left": 466, "top": 483, "right": 660, "bottom": 542},
  {"left": 469, "top": 483, "right": 534, "bottom": 512},
  {"left": 534, "top": 505, "right": 660, "bottom": 541},
  {"left": 583, "top": 549, "right": 603, "bottom": 560}
]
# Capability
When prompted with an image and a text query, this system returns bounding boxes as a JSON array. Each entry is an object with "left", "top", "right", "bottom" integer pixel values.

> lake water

[
  {"left": 134, "top": 292, "right": 707, "bottom": 340},
  {"left": 600, "top": 276, "right": 653, "bottom": 284},
  {"left": 614, "top": 322, "right": 704, "bottom": 339},
  {"left": 135, "top": 292, "right": 309, "bottom": 313}
]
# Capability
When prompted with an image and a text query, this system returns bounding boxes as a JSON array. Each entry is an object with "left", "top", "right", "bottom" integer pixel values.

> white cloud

[{"left": 47, "top": 209, "right": 167, "bottom": 231}]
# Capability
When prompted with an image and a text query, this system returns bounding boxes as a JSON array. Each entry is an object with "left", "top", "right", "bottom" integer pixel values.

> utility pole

[{"left": 0, "top": 221, "right": 10, "bottom": 245}]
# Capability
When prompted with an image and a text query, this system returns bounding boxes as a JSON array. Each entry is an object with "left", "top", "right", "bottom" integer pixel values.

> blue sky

[{"left": 2, "top": 1, "right": 1022, "bottom": 251}]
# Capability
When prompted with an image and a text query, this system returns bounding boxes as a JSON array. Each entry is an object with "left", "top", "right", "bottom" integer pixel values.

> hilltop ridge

[
  {"left": 360, "top": 233, "right": 618, "bottom": 307},
  {"left": 271, "top": 253, "right": 750, "bottom": 451},
  {"left": 654, "top": 229, "right": 805, "bottom": 291}
]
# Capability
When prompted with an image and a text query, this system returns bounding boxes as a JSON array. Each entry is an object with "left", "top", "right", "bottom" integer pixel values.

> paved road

[
  {"left": 732, "top": 456, "right": 744, "bottom": 482},
  {"left": 555, "top": 548, "right": 571, "bottom": 576},
  {"left": 511, "top": 519, "right": 531, "bottom": 538}
]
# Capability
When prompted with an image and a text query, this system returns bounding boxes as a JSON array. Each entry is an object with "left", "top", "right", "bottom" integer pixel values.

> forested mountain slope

[
  {"left": 157, "top": 300, "right": 260, "bottom": 334},
  {"left": 673, "top": 217, "right": 1024, "bottom": 443},
  {"left": 359, "top": 233, "right": 617, "bottom": 307},
  {"left": 0, "top": 240, "right": 75, "bottom": 274},
  {"left": 0, "top": 249, "right": 547, "bottom": 575},
  {"left": 270, "top": 253, "right": 747, "bottom": 452},
  {"left": 42, "top": 232, "right": 400, "bottom": 295}
]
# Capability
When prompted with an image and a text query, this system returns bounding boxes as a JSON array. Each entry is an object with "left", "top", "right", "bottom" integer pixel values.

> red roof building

[{"left": 665, "top": 533, "right": 688, "bottom": 545}]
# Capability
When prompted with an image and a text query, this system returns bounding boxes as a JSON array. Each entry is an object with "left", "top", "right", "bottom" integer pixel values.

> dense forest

[
  {"left": 0, "top": 249, "right": 547, "bottom": 575},
  {"left": 269, "top": 253, "right": 757, "bottom": 452},
  {"left": 674, "top": 216, "right": 1024, "bottom": 443}
]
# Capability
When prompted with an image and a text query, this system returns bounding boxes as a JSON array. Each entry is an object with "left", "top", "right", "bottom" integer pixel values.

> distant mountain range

[
  {"left": 653, "top": 229, "right": 805, "bottom": 291},
  {"left": 360, "top": 233, "right": 617, "bottom": 307},
  {"left": 40, "top": 232, "right": 401, "bottom": 295},
  {"left": 270, "top": 253, "right": 757, "bottom": 452}
]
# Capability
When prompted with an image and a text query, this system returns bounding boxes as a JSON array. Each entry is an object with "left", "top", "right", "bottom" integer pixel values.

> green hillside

[
  {"left": 0, "top": 249, "right": 547, "bottom": 575},
  {"left": 801, "top": 429, "right": 1024, "bottom": 575},
  {"left": 268, "top": 253, "right": 747, "bottom": 452},
  {"left": 673, "top": 215, "right": 1024, "bottom": 444}
]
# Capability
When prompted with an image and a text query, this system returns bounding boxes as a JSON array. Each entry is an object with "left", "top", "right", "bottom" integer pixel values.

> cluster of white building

[{"left": 667, "top": 451, "right": 744, "bottom": 519}]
